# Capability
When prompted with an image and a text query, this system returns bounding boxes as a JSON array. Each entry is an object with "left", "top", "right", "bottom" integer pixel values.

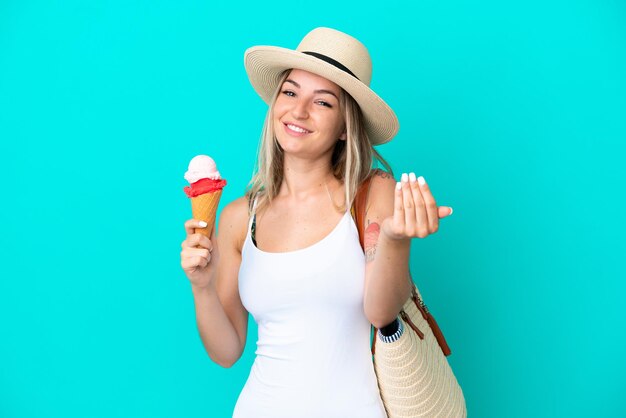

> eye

[
  {"left": 281, "top": 90, "right": 295, "bottom": 97},
  {"left": 317, "top": 100, "right": 333, "bottom": 108}
]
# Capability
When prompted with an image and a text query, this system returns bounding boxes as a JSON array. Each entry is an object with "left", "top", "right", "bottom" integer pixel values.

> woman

[{"left": 180, "top": 27, "right": 453, "bottom": 418}]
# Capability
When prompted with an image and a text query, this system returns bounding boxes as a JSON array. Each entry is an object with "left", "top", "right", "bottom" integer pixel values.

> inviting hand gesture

[{"left": 381, "top": 172, "right": 453, "bottom": 241}]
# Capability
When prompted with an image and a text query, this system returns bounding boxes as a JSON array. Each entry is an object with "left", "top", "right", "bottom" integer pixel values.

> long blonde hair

[{"left": 245, "top": 69, "right": 393, "bottom": 215}]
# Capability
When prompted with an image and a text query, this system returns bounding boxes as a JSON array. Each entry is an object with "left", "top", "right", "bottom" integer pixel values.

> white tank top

[{"left": 233, "top": 196, "right": 387, "bottom": 418}]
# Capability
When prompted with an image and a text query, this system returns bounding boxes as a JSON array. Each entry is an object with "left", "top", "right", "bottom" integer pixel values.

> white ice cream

[{"left": 184, "top": 155, "right": 221, "bottom": 183}]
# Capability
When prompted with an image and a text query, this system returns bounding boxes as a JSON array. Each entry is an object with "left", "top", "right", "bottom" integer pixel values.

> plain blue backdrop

[{"left": 1, "top": 1, "right": 625, "bottom": 417}]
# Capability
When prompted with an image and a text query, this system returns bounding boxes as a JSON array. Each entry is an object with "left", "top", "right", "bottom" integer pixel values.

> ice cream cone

[
  {"left": 190, "top": 189, "right": 222, "bottom": 238},
  {"left": 184, "top": 155, "right": 227, "bottom": 238}
]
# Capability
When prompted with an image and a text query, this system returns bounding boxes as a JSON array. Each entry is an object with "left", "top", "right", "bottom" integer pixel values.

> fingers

[
  {"left": 400, "top": 173, "right": 415, "bottom": 233},
  {"left": 438, "top": 206, "right": 453, "bottom": 218},
  {"left": 414, "top": 175, "right": 439, "bottom": 234},
  {"left": 182, "top": 237, "right": 214, "bottom": 252},
  {"left": 182, "top": 218, "right": 214, "bottom": 250},
  {"left": 185, "top": 247, "right": 211, "bottom": 260},
  {"left": 182, "top": 235, "right": 214, "bottom": 251},
  {"left": 180, "top": 246, "right": 212, "bottom": 270},
  {"left": 407, "top": 173, "right": 429, "bottom": 236},
  {"left": 181, "top": 253, "right": 210, "bottom": 270},
  {"left": 395, "top": 173, "right": 445, "bottom": 238},
  {"left": 184, "top": 218, "right": 208, "bottom": 237}
]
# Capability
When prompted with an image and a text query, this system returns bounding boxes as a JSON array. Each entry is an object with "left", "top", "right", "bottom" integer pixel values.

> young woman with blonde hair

[{"left": 180, "top": 27, "right": 453, "bottom": 417}]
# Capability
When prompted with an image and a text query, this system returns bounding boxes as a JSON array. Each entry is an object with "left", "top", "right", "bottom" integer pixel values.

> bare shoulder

[
  {"left": 218, "top": 196, "right": 251, "bottom": 253},
  {"left": 366, "top": 169, "right": 396, "bottom": 215},
  {"left": 220, "top": 195, "right": 250, "bottom": 220},
  {"left": 370, "top": 168, "right": 395, "bottom": 183}
]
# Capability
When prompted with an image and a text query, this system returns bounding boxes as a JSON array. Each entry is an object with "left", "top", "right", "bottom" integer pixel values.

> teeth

[{"left": 287, "top": 124, "right": 308, "bottom": 133}]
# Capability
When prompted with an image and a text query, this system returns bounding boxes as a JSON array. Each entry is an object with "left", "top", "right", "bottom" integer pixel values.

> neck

[{"left": 279, "top": 154, "right": 339, "bottom": 202}]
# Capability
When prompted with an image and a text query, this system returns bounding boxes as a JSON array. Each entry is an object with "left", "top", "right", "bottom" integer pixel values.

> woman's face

[{"left": 272, "top": 69, "right": 346, "bottom": 159}]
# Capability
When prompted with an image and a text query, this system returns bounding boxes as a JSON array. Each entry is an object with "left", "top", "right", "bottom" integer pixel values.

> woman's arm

[
  {"left": 362, "top": 171, "right": 453, "bottom": 328},
  {"left": 192, "top": 197, "right": 250, "bottom": 368}
]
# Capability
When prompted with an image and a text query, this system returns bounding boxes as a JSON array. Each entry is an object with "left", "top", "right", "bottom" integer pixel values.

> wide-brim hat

[{"left": 243, "top": 27, "right": 399, "bottom": 145}]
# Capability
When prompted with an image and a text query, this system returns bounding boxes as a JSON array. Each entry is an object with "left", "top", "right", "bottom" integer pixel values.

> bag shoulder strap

[{"left": 351, "top": 172, "right": 376, "bottom": 249}]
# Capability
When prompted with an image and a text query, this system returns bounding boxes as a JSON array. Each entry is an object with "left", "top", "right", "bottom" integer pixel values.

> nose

[{"left": 290, "top": 97, "right": 309, "bottom": 120}]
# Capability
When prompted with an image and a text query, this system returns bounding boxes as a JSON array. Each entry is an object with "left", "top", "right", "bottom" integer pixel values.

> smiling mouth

[{"left": 284, "top": 122, "right": 312, "bottom": 134}]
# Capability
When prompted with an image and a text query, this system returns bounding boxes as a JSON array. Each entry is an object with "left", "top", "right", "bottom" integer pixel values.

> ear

[{"left": 339, "top": 131, "right": 347, "bottom": 141}]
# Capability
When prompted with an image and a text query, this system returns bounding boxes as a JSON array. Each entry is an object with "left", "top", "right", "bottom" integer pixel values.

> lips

[{"left": 283, "top": 122, "right": 312, "bottom": 134}]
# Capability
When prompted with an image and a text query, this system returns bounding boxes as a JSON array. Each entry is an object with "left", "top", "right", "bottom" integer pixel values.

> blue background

[{"left": 1, "top": 1, "right": 625, "bottom": 417}]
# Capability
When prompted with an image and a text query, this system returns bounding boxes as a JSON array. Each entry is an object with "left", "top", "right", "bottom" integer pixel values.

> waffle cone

[{"left": 190, "top": 189, "right": 222, "bottom": 237}]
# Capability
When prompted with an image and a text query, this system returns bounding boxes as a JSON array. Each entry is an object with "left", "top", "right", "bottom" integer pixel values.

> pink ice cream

[{"left": 183, "top": 155, "right": 227, "bottom": 198}]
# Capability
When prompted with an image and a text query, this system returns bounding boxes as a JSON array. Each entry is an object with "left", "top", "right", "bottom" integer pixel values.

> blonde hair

[{"left": 245, "top": 69, "right": 393, "bottom": 215}]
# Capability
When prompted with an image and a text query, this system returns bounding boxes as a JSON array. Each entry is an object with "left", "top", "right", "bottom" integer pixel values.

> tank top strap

[{"left": 247, "top": 194, "right": 259, "bottom": 241}]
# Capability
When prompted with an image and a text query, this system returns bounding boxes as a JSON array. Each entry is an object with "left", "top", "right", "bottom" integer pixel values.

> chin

[{"left": 276, "top": 141, "right": 303, "bottom": 155}]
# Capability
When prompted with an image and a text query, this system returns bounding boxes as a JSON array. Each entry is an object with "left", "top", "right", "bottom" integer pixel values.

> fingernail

[
  {"left": 409, "top": 172, "right": 416, "bottom": 182},
  {"left": 396, "top": 182, "right": 402, "bottom": 190},
  {"left": 449, "top": 207, "right": 453, "bottom": 215},
  {"left": 401, "top": 173, "right": 408, "bottom": 182},
  {"left": 417, "top": 176, "right": 426, "bottom": 186},
  {"left": 199, "top": 221, "right": 208, "bottom": 227}
]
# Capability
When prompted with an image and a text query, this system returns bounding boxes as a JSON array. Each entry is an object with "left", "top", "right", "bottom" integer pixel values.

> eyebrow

[{"left": 283, "top": 79, "right": 339, "bottom": 100}]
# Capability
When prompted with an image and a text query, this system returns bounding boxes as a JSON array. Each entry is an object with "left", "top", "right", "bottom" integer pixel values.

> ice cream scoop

[
  {"left": 183, "top": 155, "right": 227, "bottom": 237},
  {"left": 184, "top": 155, "right": 221, "bottom": 183}
]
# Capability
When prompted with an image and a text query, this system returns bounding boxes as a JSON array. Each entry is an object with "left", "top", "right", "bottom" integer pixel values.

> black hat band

[{"left": 302, "top": 51, "right": 359, "bottom": 81}]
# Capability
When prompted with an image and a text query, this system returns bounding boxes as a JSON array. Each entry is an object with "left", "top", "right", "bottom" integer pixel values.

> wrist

[
  {"left": 380, "top": 229, "right": 411, "bottom": 247},
  {"left": 191, "top": 282, "right": 216, "bottom": 296},
  {"left": 380, "top": 219, "right": 411, "bottom": 244},
  {"left": 377, "top": 318, "right": 404, "bottom": 343}
]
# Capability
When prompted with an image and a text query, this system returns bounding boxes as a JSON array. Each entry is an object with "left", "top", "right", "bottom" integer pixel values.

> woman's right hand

[{"left": 180, "top": 219, "right": 218, "bottom": 291}]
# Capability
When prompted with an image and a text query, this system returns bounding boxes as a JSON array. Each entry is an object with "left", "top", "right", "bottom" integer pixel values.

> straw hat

[{"left": 243, "top": 27, "right": 399, "bottom": 145}]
